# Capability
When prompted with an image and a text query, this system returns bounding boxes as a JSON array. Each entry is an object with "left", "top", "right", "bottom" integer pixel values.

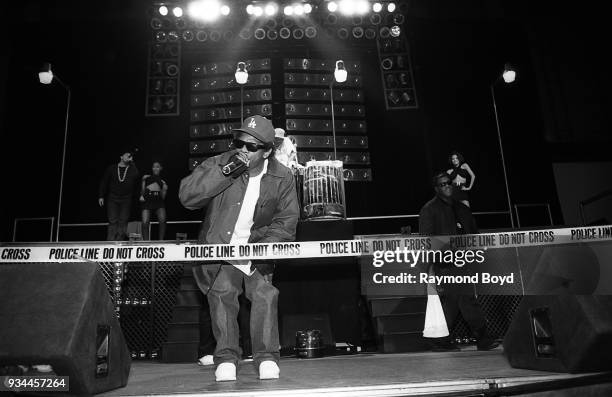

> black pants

[
  {"left": 106, "top": 198, "right": 130, "bottom": 241},
  {"left": 440, "top": 294, "right": 486, "bottom": 334}
]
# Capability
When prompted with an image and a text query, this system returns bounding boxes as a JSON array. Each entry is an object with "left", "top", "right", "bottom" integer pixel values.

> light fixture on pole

[
  {"left": 491, "top": 62, "right": 516, "bottom": 228},
  {"left": 235, "top": 61, "right": 248, "bottom": 120},
  {"left": 39, "top": 62, "right": 71, "bottom": 241},
  {"left": 502, "top": 63, "right": 516, "bottom": 83},
  {"left": 330, "top": 60, "right": 347, "bottom": 160}
]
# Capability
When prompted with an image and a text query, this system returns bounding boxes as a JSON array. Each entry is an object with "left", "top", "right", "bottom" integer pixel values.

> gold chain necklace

[{"left": 117, "top": 165, "right": 129, "bottom": 182}]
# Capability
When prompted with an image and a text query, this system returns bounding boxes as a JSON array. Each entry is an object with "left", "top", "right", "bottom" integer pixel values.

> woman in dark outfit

[
  {"left": 140, "top": 161, "right": 168, "bottom": 240},
  {"left": 446, "top": 151, "right": 476, "bottom": 207}
]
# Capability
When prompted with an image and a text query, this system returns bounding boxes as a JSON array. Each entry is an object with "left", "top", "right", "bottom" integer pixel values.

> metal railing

[
  {"left": 513, "top": 203, "right": 553, "bottom": 228},
  {"left": 12, "top": 217, "right": 55, "bottom": 242},
  {"left": 10, "top": 210, "right": 512, "bottom": 242},
  {"left": 579, "top": 190, "right": 612, "bottom": 226}
]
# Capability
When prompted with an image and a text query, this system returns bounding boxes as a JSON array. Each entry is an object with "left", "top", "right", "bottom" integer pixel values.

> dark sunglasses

[
  {"left": 233, "top": 139, "right": 267, "bottom": 152},
  {"left": 437, "top": 181, "right": 452, "bottom": 187}
]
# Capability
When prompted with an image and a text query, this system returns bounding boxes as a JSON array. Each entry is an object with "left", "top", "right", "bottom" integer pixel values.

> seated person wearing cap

[{"left": 179, "top": 115, "right": 299, "bottom": 382}]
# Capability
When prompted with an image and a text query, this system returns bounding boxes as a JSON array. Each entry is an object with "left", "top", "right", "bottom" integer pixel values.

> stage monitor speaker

[
  {"left": 0, "top": 262, "right": 131, "bottom": 395},
  {"left": 503, "top": 295, "right": 612, "bottom": 373}
]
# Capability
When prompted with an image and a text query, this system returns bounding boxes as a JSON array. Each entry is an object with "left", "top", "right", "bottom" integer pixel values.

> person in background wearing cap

[
  {"left": 98, "top": 150, "right": 140, "bottom": 241},
  {"left": 273, "top": 128, "right": 301, "bottom": 171},
  {"left": 179, "top": 115, "right": 299, "bottom": 382}
]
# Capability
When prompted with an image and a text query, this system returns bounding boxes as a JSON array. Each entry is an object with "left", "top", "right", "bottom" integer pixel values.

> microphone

[{"left": 222, "top": 153, "right": 249, "bottom": 177}]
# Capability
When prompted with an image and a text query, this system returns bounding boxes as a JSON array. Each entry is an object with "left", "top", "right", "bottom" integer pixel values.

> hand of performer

[
  {"left": 263, "top": 274, "right": 273, "bottom": 283},
  {"left": 235, "top": 151, "right": 250, "bottom": 168},
  {"left": 98, "top": 198, "right": 104, "bottom": 207}
]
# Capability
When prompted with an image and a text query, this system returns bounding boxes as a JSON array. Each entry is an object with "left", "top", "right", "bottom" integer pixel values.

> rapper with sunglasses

[
  {"left": 179, "top": 115, "right": 299, "bottom": 382},
  {"left": 418, "top": 172, "right": 499, "bottom": 352}
]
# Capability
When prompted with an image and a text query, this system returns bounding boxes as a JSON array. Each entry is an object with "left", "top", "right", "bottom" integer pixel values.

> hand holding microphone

[{"left": 222, "top": 152, "right": 249, "bottom": 177}]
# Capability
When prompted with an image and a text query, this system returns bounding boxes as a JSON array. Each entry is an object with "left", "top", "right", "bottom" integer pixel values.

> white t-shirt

[{"left": 228, "top": 159, "right": 268, "bottom": 275}]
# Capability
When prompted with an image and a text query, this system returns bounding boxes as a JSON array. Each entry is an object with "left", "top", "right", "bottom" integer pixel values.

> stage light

[
  {"left": 372, "top": 2, "right": 382, "bottom": 12},
  {"left": 280, "top": 27, "right": 291, "bottom": 38},
  {"left": 254, "top": 28, "right": 266, "bottom": 39},
  {"left": 39, "top": 62, "right": 53, "bottom": 84},
  {"left": 335, "top": 61, "right": 348, "bottom": 82},
  {"left": 188, "top": 0, "right": 223, "bottom": 22},
  {"left": 390, "top": 25, "right": 400, "bottom": 37},
  {"left": 166, "top": 62, "right": 179, "bottom": 76},
  {"left": 337, "top": 27, "right": 349, "bottom": 39},
  {"left": 235, "top": 62, "right": 248, "bottom": 84},
  {"left": 38, "top": 62, "right": 71, "bottom": 241},
  {"left": 364, "top": 27, "right": 376, "bottom": 39},
  {"left": 168, "top": 31, "right": 179, "bottom": 41},
  {"left": 253, "top": 6, "right": 263, "bottom": 16},
  {"left": 393, "top": 13, "right": 404, "bottom": 24},
  {"left": 294, "top": 4, "right": 304, "bottom": 15},
  {"left": 151, "top": 18, "right": 162, "bottom": 29},
  {"left": 221, "top": 5, "right": 230, "bottom": 15},
  {"left": 210, "top": 30, "right": 221, "bottom": 41},
  {"left": 159, "top": 5, "right": 168, "bottom": 16},
  {"left": 265, "top": 3, "right": 277, "bottom": 16},
  {"left": 379, "top": 26, "right": 390, "bottom": 38},
  {"left": 356, "top": 0, "right": 369, "bottom": 15},
  {"left": 304, "top": 4, "right": 312, "bottom": 13},
  {"left": 267, "top": 29, "right": 278, "bottom": 39},
  {"left": 339, "top": 0, "right": 355, "bottom": 15},
  {"left": 246, "top": 4, "right": 254, "bottom": 14},
  {"left": 370, "top": 13, "right": 381, "bottom": 24},
  {"left": 182, "top": 30, "right": 195, "bottom": 41},
  {"left": 328, "top": 1, "right": 338, "bottom": 12},
  {"left": 352, "top": 26, "right": 363, "bottom": 38},
  {"left": 284, "top": 5, "right": 293, "bottom": 15},
  {"left": 239, "top": 28, "right": 252, "bottom": 39},
  {"left": 387, "top": 2, "right": 396, "bottom": 12},
  {"left": 293, "top": 28, "right": 304, "bottom": 39},
  {"left": 502, "top": 63, "right": 516, "bottom": 83},
  {"left": 155, "top": 31, "right": 167, "bottom": 42},
  {"left": 282, "top": 17, "right": 294, "bottom": 27},
  {"left": 381, "top": 57, "right": 393, "bottom": 70},
  {"left": 196, "top": 30, "right": 208, "bottom": 41},
  {"left": 266, "top": 18, "right": 278, "bottom": 28},
  {"left": 305, "top": 26, "right": 317, "bottom": 38},
  {"left": 172, "top": 6, "right": 183, "bottom": 17}
]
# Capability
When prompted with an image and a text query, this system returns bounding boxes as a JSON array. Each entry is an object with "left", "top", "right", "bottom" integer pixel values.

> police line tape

[{"left": 1, "top": 224, "right": 611, "bottom": 263}]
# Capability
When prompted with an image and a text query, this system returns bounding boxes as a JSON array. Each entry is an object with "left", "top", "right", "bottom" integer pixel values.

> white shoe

[
  {"left": 197, "top": 355, "right": 215, "bottom": 366},
  {"left": 259, "top": 361, "right": 280, "bottom": 380},
  {"left": 215, "top": 362, "right": 236, "bottom": 382}
]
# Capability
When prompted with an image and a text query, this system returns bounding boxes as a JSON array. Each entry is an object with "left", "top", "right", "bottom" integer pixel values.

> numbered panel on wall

[
  {"left": 283, "top": 58, "right": 372, "bottom": 181},
  {"left": 189, "top": 59, "right": 272, "bottom": 160},
  {"left": 146, "top": 41, "right": 180, "bottom": 116}
]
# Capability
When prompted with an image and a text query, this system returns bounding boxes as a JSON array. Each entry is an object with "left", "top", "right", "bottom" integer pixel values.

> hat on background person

[
  {"left": 274, "top": 128, "right": 286, "bottom": 148},
  {"left": 233, "top": 115, "right": 275, "bottom": 146}
]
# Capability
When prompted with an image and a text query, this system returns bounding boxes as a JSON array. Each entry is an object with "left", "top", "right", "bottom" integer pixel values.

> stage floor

[{"left": 100, "top": 347, "right": 612, "bottom": 397}]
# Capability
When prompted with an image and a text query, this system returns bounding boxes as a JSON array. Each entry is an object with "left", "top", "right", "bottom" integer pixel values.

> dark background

[{"left": 1, "top": 0, "right": 611, "bottom": 241}]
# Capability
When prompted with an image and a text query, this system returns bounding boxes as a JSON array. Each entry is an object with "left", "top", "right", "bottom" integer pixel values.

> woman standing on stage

[
  {"left": 140, "top": 161, "right": 168, "bottom": 240},
  {"left": 446, "top": 151, "right": 476, "bottom": 207}
]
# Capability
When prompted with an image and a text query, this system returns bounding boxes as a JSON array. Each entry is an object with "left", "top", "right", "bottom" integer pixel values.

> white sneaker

[
  {"left": 197, "top": 355, "right": 214, "bottom": 366},
  {"left": 215, "top": 362, "right": 236, "bottom": 382},
  {"left": 259, "top": 361, "right": 280, "bottom": 380}
]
